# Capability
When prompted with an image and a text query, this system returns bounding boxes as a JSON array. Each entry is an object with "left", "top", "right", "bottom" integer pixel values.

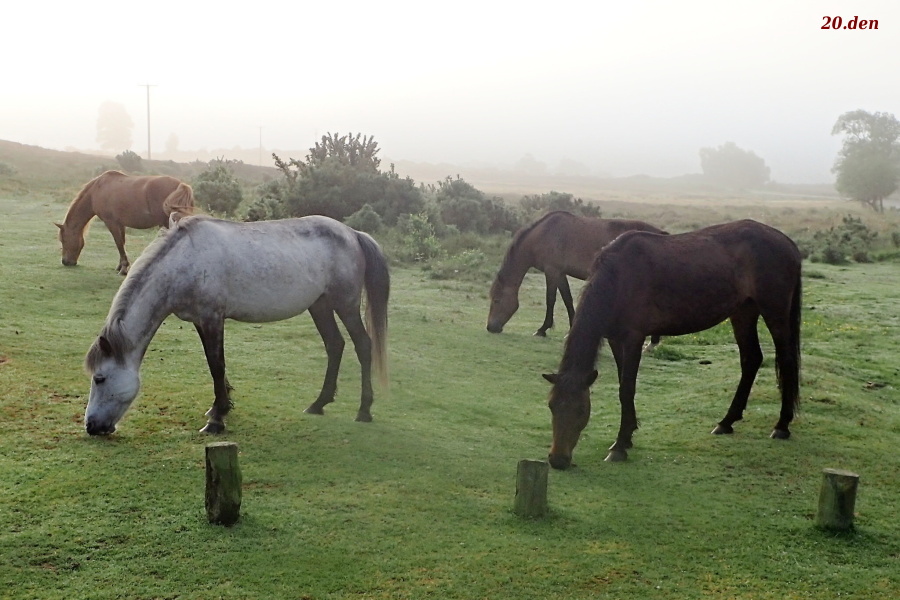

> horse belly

[{"left": 224, "top": 276, "right": 325, "bottom": 323}]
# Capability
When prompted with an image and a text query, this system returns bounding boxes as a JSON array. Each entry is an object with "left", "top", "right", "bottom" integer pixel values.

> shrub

[
  {"left": 799, "top": 215, "right": 879, "bottom": 264},
  {"left": 0, "top": 161, "right": 15, "bottom": 176},
  {"left": 397, "top": 212, "right": 443, "bottom": 262},
  {"left": 193, "top": 160, "right": 244, "bottom": 216},
  {"left": 344, "top": 203, "right": 384, "bottom": 233},
  {"left": 519, "top": 191, "right": 601, "bottom": 219},
  {"left": 115, "top": 150, "right": 143, "bottom": 172}
]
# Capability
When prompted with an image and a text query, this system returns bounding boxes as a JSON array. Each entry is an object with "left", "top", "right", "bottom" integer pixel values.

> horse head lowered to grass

[
  {"left": 83, "top": 214, "right": 389, "bottom": 435},
  {"left": 544, "top": 220, "right": 802, "bottom": 469},
  {"left": 56, "top": 170, "right": 195, "bottom": 274}
]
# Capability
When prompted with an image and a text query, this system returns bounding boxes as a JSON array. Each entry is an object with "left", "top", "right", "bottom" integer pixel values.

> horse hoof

[
  {"left": 200, "top": 421, "right": 226, "bottom": 435},
  {"left": 605, "top": 450, "right": 628, "bottom": 462},
  {"left": 712, "top": 424, "right": 734, "bottom": 435},
  {"left": 355, "top": 411, "right": 373, "bottom": 423},
  {"left": 303, "top": 405, "right": 325, "bottom": 416},
  {"left": 770, "top": 429, "right": 791, "bottom": 440},
  {"left": 533, "top": 330, "right": 547, "bottom": 338}
]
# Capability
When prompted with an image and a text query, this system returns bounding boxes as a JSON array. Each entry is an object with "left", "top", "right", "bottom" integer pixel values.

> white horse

[{"left": 83, "top": 214, "right": 390, "bottom": 435}]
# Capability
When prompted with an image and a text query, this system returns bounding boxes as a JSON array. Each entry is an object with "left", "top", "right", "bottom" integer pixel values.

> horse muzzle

[
  {"left": 62, "top": 258, "right": 77, "bottom": 267},
  {"left": 548, "top": 452, "right": 572, "bottom": 470},
  {"left": 486, "top": 321, "right": 504, "bottom": 334},
  {"left": 85, "top": 419, "right": 116, "bottom": 436}
]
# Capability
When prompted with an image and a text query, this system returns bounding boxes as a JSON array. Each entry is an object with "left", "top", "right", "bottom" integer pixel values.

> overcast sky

[{"left": 2, "top": 0, "right": 897, "bottom": 183}]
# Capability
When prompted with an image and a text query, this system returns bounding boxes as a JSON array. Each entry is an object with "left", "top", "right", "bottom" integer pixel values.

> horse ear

[
  {"left": 542, "top": 373, "right": 558, "bottom": 384},
  {"left": 585, "top": 370, "right": 599, "bottom": 387},
  {"left": 54, "top": 222, "right": 64, "bottom": 230},
  {"left": 98, "top": 335, "right": 113, "bottom": 356}
]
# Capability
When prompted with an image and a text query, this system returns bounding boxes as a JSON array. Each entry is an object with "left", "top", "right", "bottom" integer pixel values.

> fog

[{"left": 2, "top": 0, "right": 897, "bottom": 183}]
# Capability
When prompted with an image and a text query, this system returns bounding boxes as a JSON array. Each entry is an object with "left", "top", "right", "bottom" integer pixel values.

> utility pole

[{"left": 139, "top": 84, "right": 157, "bottom": 160}]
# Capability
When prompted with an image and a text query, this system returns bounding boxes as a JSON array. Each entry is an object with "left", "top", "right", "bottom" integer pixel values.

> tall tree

[
  {"left": 831, "top": 109, "right": 900, "bottom": 212},
  {"left": 96, "top": 101, "right": 134, "bottom": 152},
  {"left": 699, "top": 142, "right": 770, "bottom": 189}
]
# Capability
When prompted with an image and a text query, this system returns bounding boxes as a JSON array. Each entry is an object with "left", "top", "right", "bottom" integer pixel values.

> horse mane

[
  {"left": 495, "top": 211, "right": 574, "bottom": 284},
  {"left": 557, "top": 250, "right": 617, "bottom": 376},
  {"left": 162, "top": 182, "right": 197, "bottom": 217},
  {"left": 83, "top": 218, "right": 200, "bottom": 371}
]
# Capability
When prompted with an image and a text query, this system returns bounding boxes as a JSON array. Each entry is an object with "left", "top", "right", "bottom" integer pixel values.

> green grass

[{"left": 1, "top": 186, "right": 899, "bottom": 598}]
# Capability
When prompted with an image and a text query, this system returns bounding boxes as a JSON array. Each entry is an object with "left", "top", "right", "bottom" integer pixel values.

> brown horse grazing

[
  {"left": 543, "top": 219, "right": 802, "bottom": 469},
  {"left": 487, "top": 211, "right": 666, "bottom": 337},
  {"left": 56, "top": 170, "right": 195, "bottom": 274}
]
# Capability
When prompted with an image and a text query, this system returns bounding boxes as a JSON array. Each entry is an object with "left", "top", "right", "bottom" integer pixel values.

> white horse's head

[{"left": 84, "top": 339, "right": 141, "bottom": 435}]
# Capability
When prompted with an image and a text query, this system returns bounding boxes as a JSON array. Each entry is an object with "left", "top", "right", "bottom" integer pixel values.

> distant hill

[{"left": 1, "top": 139, "right": 840, "bottom": 207}]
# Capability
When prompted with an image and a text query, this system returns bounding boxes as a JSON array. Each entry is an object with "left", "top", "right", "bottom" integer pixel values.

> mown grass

[{"left": 0, "top": 189, "right": 898, "bottom": 599}]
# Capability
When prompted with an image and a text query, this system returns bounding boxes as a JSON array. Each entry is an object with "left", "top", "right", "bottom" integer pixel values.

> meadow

[{"left": 0, "top": 161, "right": 898, "bottom": 599}]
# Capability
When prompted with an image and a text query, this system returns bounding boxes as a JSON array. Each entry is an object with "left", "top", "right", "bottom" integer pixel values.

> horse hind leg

[
  {"left": 105, "top": 221, "right": 130, "bottom": 275},
  {"left": 713, "top": 305, "right": 762, "bottom": 435},
  {"left": 336, "top": 305, "right": 375, "bottom": 422},
  {"left": 763, "top": 315, "right": 800, "bottom": 440},
  {"left": 304, "top": 301, "right": 345, "bottom": 417}
]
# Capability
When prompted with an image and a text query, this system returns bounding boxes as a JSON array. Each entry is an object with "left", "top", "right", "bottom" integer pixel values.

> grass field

[{"left": 0, "top": 169, "right": 898, "bottom": 598}]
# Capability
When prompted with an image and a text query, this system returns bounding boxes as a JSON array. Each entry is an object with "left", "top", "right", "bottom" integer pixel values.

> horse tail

[
  {"left": 162, "top": 182, "right": 196, "bottom": 222},
  {"left": 787, "top": 270, "right": 802, "bottom": 410},
  {"left": 356, "top": 231, "right": 390, "bottom": 388}
]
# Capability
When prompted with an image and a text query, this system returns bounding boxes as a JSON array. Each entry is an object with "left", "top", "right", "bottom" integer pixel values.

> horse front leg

[
  {"left": 195, "top": 320, "right": 232, "bottom": 434},
  {"left": 534, "top": 273, "right": 560, "bottom": 337},
  {"left": 105, "top": 221, "right": 130, "bottom": 275},
  {"left": 606, "top": 337, "right": 643, "bottom": 462},
  {"left": 305, "top": 302, "right": 345, "bottom": 417}
]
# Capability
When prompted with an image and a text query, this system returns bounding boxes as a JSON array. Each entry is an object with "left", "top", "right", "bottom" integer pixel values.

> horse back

[{"left": 91, "top": 171, "right": 185, "bottom": 229}]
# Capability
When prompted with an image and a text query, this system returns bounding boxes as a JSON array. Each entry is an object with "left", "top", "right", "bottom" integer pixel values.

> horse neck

[
  {"left": 64, "top": 185, "right": 97, "bottom": 230},
  {"left": 108, "top": 267, "right": 177, "bottom": 363},
  {"left": 497, "top": 242, "right": 534, "bottom": 289},
  {"left": 558, "top": 279, "right": 609, "bottom": 375}
]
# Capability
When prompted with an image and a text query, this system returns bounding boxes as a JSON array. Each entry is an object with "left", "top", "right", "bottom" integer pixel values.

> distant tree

[
  {"left": 831, "top": 109, "right": 900, "bottom": 212},
  {"left": 699, "top": 142, "right": 770, "bottom": 189},
  {"left": 96, "top": 101, "right": 134, "bottom": 152},
  {"left": 515, "top": 153, "right": 548, "bottom": 175}
]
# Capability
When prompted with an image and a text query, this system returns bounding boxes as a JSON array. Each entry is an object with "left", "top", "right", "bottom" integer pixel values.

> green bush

[
  {"left": 397, "top": 212, "right": 443, "bottom": 262},
  {"left": 344, "top": 203, "right": 384, "bottom": 233},
  {"left": 0, "top": 162, "right": 15, "bottom": 177},
  {"left": 193, "top": 160, "right": 244, "bottom": 216},
  {"left": 799, "top": 215, "right": 879, "bottom": 264},
  {"left": 115, "top": 150, "right": 143, "bottom": 172},
  {"left": 519, "top": 191, "right": 601, "bottom": 219}
]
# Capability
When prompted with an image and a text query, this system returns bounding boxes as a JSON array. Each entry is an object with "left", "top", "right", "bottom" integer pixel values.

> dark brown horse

[
  {"left": 487, "top": 211, "right": 666, "bottom": 337},
  {"left": 56, "top": 170, "right": 195, "bottom": 274},
  {"left": 544, "top": 220, "right": 802, "bottom": 469}
]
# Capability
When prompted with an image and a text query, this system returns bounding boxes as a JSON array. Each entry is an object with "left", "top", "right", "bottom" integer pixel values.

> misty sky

[{"left": 2, "top": 0, "right": 897, "bottom": 183}]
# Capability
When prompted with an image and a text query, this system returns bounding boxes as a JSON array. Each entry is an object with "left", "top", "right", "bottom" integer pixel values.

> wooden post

[
  {"left": 815, "top": 468, "right": 859, "bottom": 531},
  {"left": 514, "top": 459, "right": 549, "bottom": 518},
  {"left": 205, "top": 442, "right": 242, "bottom": 526}
]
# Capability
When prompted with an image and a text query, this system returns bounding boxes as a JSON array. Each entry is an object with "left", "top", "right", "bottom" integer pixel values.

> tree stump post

[
  {"left": 815, "top": 468, "right": 859, "bottom": 531},
  {"left": 514, "top": 459, "right": 549, "bottom": 518},
  {"left": 205, "top": 442, "right": 242, "bottom": 526}
]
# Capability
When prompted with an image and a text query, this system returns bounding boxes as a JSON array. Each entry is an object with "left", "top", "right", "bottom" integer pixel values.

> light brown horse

[
  {"left": 544, "top": 220, "right": 802, "bottom": 469},
  {"left": 56, "top": 170, "right": 195, "bottom": 274},
  {"left": 487, "top": 211, "right": 666, "bottom": 337}
]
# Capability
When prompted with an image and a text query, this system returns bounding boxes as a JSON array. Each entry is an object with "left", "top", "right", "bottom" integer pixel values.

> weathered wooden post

[
  {"left": 514, "top": 459, "right": 549, "bottom": 518},
  {"left": 815, "top": 468, "right": 859, "bottom": 531},
  {"left": 205, "top": 442, "right": 242, "bottom": 526}
]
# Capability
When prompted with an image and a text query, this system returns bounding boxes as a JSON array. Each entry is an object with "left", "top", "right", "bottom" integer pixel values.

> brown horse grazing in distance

[
  {"left": 56, "top": 170, "right": 195, "bottom": 274},
  {"left": 487, "top": 211, "right": 666, "bottom": 337},
  {"left": 544, "top": 220, "right": 802, "bottom": 469}
]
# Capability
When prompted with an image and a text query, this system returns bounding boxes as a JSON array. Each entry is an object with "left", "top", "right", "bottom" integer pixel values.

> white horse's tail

[{"left": 356, "top": 232, "right": 390, "bottom": 388}]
